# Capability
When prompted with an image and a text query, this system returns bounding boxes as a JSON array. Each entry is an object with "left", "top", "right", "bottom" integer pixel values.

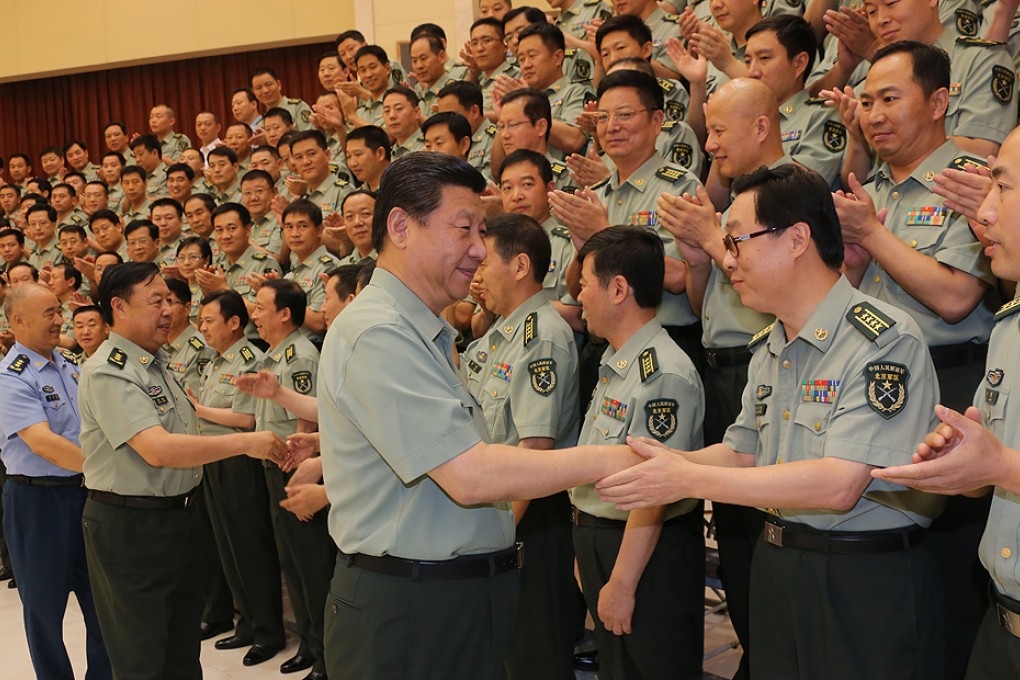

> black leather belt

[
  {"left": 571, "top": 507, "right": 626, "bottom": 527},
  {"left": 7, "top": 474, "right": 83, "bottom": 488},
  {"left": 763, "top": 516, "right": 924, "bottom": 555},
  {"left": 928, "top": 342, "right": 987, "bottom": 371},
  {"left": 341, "top": 543, "right": 524, "bottom": 580},
  {"left": 703, "top": 346, "right": 753, "bottom": 369},
  {"left": 991, "top": 586, "right": 1020, "bottom": 639},
  {"left": 88, "top": 488, "right": 196, "bottom": 510}
]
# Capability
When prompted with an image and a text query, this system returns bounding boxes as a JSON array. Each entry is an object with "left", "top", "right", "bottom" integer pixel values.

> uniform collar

[
  {"left": 291, "top": 244, "right": 328, "bottom": 269},
  {"left": 767, "top": 275, "right": 853, "bottom": 356},
  {"left": 220, "top": 336, "right": 251, "bottom": 361},
  {"left": 166, "top": 324, "right": 201, "bottom": 352},
  {"left": 544, "top": 75, "right": 569, "bottom": 95},
  {"left": 602, "top": 319, "right": 661, "bottom": 378},
  {"left": 370, "top": 267, "right": 452, "bottom": 348},
  {"left": 8, "top": 341, "right": 64, "bottom": 373},
  {"left": 778, "top": 89, "right": 810, "bottom": 120},
  {"left": 105, "top": 332, "right": 167, "bottom": 369},
  {"left": 493, "top": 291, "right": 548, "bottom": 342},
  {"left": 874, "top": 139, "right": 959, "bottom": 189},
  {"left": 608, "top": 153, "right": 662, "bottom": 194}
]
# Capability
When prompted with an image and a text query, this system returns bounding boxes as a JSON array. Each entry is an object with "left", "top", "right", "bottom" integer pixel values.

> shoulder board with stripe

[
  {"left": 806, "top": 97, "right": 827, "bottom": 106},
  {"left": 639, "top": 348, "right": 659, "bottom": 382},
  {"left": 188, "top": 336, "right": 205, "bottom": 351},
  {"left": 590, "top": 177, "right": 610, "bottom": 190},
  {"left": 656, "top": 166, "right": 688, "bottom": 183},
  {"left": 657, "top": 78, "right": 674, "bottom": 92},
  {"left": 486, "top": 124, "right": 497, "bottom": 136},
  {"left": 107, "top": 348, "right": 127, "bottom": 369},
  {"left": 524, "top": 312, "right": 537, "bottom": 347},
  {"left": 288, "top": 98, "right": 303, "bottom": 104},
  {"left": 252, "top": 252, "right": 269, "bottom": 260},
  {"left": 564, "top": 48, "right": 577, "bottom": 57},
  {"left": 995, "top": 297, "right": 1020, "bottom": 321},
  {"left": 61, "top": 349, "right": 79, "bottom": 365},
  {"left": 6, "top": 354, "right": 29, "bottom": 374},
  {"left": 550, "top": 161, "right": 567, "bottom": 175},
  {"left": 285, "top": 344, "right": 296, "bottom": 363},
  {"left": 239, "top": 346, "right": 256, "bottom": 363},
  {"left": 748, "top": 322, "right": 774, "bottom": 349},
  {"left": 660, "top": 120, "right": 678, "bottom": 131},
  {"left": 956, "top": 36, "right": 1006, "bottom": 46},
  {"left": 320, "top": 255, "right": 335, "bottom": 265},
  {"left": 551, "top": 226, "right": 571, "bottom": 239},
  {"left": 846, "top": 302, "right": 897, "bottom": 342},
  {"left": 948, "top": 155, "right": 987, "bottom": 172}
]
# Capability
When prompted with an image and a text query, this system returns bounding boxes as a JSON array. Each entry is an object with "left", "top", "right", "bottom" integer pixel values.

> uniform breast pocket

[
  {"left": 793, "top": 404, "right": 829, "bottom": 459},
  {"left": 982, "top": 387, "right": 1009, "bottom": 439},
  {"left": 211, "top": 385, "right": 236, "bottom": 406},
  {"left": 484, "top": 384, "right": 512, "bottom": 440},
  {"left": 592, "top": 412, "right": 628, "bottom": 443},
  {"left": 898, "top": 226, "right": 943, "bottom": 256}
]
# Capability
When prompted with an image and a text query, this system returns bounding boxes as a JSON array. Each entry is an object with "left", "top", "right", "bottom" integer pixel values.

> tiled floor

[{"left": 0, "top": 580, "right": 740, "bottom": 679}]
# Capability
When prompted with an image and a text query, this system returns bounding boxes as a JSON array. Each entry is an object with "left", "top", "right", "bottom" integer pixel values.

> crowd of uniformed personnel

[{"left": 2, "top": 0, "right": 1020, "bottom": 677}]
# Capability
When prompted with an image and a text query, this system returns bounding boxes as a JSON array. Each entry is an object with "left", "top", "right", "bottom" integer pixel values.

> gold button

[
  {"left": 1002, "top": 547, "right": 1013, "bottom": 559},
  {"left": 616, "top": 199, "right": 623, "bottom": 206},
  {"left": 891, "top": 191, "right": 900, "bottom": 200},
  {"left": 814, "top": 421, "right": 821, "bottom": 431},
  {"left": 782, "top": 360, "right": 791, "bottom": 369},
  {"left": 783, "top": 409, "right": 790, "bottom": 420},
  {"left": 601, "top": 377, "right": 608, "bottom": 384},
  {"left": 910, "top": 239, "right": 918, "bottom": 248},
  {"left": 604, "top": 428, "right": 610, "bottom": 436},
  {"left": 492, "top": 390, "right": 498, "bottom": 398},
  {"left": 491, "top": 344, "right": 497, "bottom": 351},
  {"left": 873, "top": 275, "right": 881, "bottom": 284}
]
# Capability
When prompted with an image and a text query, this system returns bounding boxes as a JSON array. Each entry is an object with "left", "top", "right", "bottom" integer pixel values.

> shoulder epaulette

[
  {"left": 551, "top": 226, "right": 571, "bottom": 239},
  {"left": 657, "top": 78, "right": 674, "bottom": 92},
  {"left": 639, "top": 348, "right": 659, "bottom": 382},
  {"left": 188, "top": 336, "right": 204, "bottom": 351},
  {"left": 806, "top": 97, "right": 827, "bottom": 106},
  {"left": 288, "top": 97, "right": 303, "bottom": 104},
  {"left": 660, "top": 120, "right": 678, "bottom": 131},
  {"left": 252, "top": 252, "right": 268, "bottom": 260},
  {"left": 239, "top": 345, "right": 256, "bottom": 363},
  {"left": 583, "top": 0, "right": 602, "bottom": 5},
  {"left": 61, "top": 349, "right": 78, "bottom": 365},
  {"left": 550, "top": 161, "right": 567, "bottom": 175},
  {"left": 107, "top": 348, "right": 127, "bottom": 369},
  {"left": 656, "top": 166, "right": 689, "bottom": 183},
  {"left": 524, "top": 312, "right": 537, "bottom": 347},
  {"left": 564, "top": 48, "right": 577, "bottom": 57},
  {"left": 7, "top": 354, "right": 29, "bottom": 374},
  {"left": 956, "top": 36, "right": 1006, "bottom": 46},
  {"left": 71, "top": 214, "right": 85, "bottom": 224},
  {"left": 590, "top": 177, "right": 610, "bottom": 190},
  {"left": 948, "top": 155, "right": 987, "bottom": 172},
  {"left": 664, "top": 13, "right": 681, "bottom": 21},
  {"left": 335, "top": 178, "right": 349, "bottom": 187},
  {"left": 995, "top": 297, "right": 1020, "bottom": 321},
  {"left": 319, "top": 255, "right": 335, "bottom": 265},
  {"left": 846, "top": 302, "right": 897, "bottom": 342},
  {"left": 485, "top": 124, "right": 497, "bottom": 136},
  {"left": 285, "top": 344, "right": 296, "bottom": 363},
  {"left": 748, "top": 322, "right": 774, "bottom": 349},
  {"left": 328, "top": 162, "right": 339, "bottom": 174}
]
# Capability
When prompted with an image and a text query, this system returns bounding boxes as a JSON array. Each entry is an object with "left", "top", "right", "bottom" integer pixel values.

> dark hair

[
  {"left": 167, "top": 162, "right": 195, "bottom": 180},
  {"left": 605, "top": 56, "right": 655, "bottom": 76},
  {"left": 318, "top": 51, "right": 342, "bottom": 68},
  {"left": 278, "top": 131, "right": 298, "bottom": 150},
  {"left": 263, "top": 107, "right": 294, "bottom": 126},
  {"left": 101, "top": 151, "right": 126, "bottom": 166},
  {"left": 870, "top": 40, "right": 951, "bottom": 98},
  {"left": 9, "top": 152, "right": 31, "bottom": 166},
  {"left": 356, "top": 261, "right": 376, "bottom": 289},
  {"left": 422, "top": 112, "right": 474, "bottom": 145},
  {"left": 597, "top": 68, "right": 664, "bottom": 111},
  {"left": 241, "top": 169, "right": 275, "bottom": 187},
  {"left": 52, "top": 182, "right": 77, "bottom": 199},
  {"left": 384, "top": 85, "right": 420, "bottom": 108},
  {"left": 72, "top": 304, "right": 103, "bottom": 321},
  {"left": 185, "top": 193, "right": 217, "bottom": 213},
  {"left": 0, "top": 184, "right": 22, "bottom": 197},
  {"left": 8, "top": 262, "right": 39, "bottom": 282},
  {"left": 103, "top": 122, "right": 128, "bottom": 135},
  {"left": 164, "top": 276, "right": 192, "bottom": 304},
  {"left": 498, "top": 148, "right": 553, "bottom": 184},
  {"left": 288, "top": 129, "right": 328, "bottom": 151},
  {"left": 96, "top": 262, "right": 161, "bottom": 325},
  {"left": 211, "top": 202, "right": 252, "bottom": 227},
  {"left": 485, "top": 213, "right": 550, "bottom": 284},
  {"left": 198, "top": 110, "right": 221, "bottom": 125},
  {"left": 29, "top": 178, "right": 52, "bottom": 196},
  {"left": 373, "top": 153, "right": 486, "bottom": 251},
  {"left": 336, "top": 29, "right": 366, "bottom": 46},
  {"left": 250, "top": 67, "right": 280, "bottom": 82},
  {"left": 251, "top": 145, "right": 281, "bottom": 160},
  {"left": 501, "top": 89, "right": 552, "bottom": 140},
  {"left": 595, "top": 14, "right": 653, "bottom": 52},
  {"left": 411, "top": 22, "right": 447, "bottom": 41},
  {"left": 503, "top": 6, "right": 546, "bottom": 28},
  {"left": 177, "top": 235, "right": 212, "bottom": 261},
  {"left": 94, "top": 251, "right": 123, "bottom": 265},
  {"left": 121, "top": 166, "right": 147, "bottom": 182},
  {"left": 129, "top": 134, "right": 161, "bottom": 155},
  {"left": 58, "top": 224, "right": 87, "bottom": 240},
  {"left": 261, "top": 279, "right": 307, "bottom": 328},
  {"left": 20, "top": 192, "right": 47, "bottom": 206},
  {"left": 225, "top": 121, "right": 253, "bottom": 137},
  {"left": 346, "top": 125, "right": 392, "bottom": 160},
  {"left": 208, "top": 146, "right": 239, "bottom": 165},
  {"left": 53, "top": 262, "right": 83, "bottom": 290},
  {"left": 281, "top": 199, "right": 323, "bottom": 227},
  {"left": 746, "top": 15, "right": 817, "bottom": 81},
  {"left": 437, "top": 80, "right": 484, "bottom": 113},
  {"left": 471, "top": 17, "right": 505, "bottom": 37},
  {"left": 412, "top": 33, "right": 445, "bottom": 55},
  {"left": 84, "top": 180, "right": 109, "bottom": 196},
  {"left": 231, "top": 86, "right": 258, "bottom": 103},
  {"left": 89, "top": 209, "right": 121, "bottom": 229},
  {"left": 26, "top": 203, "right": 57, "bottom": 223},
  {"left": 150, "top": 197, "right": 184, "bottom": 218},
  {"left": 518, "top": 22, "right": 565, "bottom": 52},
  {"left": 39, "top": 146, "right": 62, "bottom": 160},
  {"left": 731, "top": 164, "right": 843, "bottom": 269},
  {"left": 63, "top": 139, "right": 88, "bottom": 155},
  {"left": 124, "top": 219, "right": 159, "bottom": 241},
  {"left": 341, "top": 188, "right": 377, "bottom": 212},
  {"left": 202, "top": 289, "right": 250, "bottom": 328},
  {"left": 326, "top": 263, "right": 364, "bottom": 299},
  {"left": 63, "top": 171, "right": 86, "bottom": 186},
  {"left": 354, "top": 44, "right": 389, "bottom": 67},
  {"left": 0, "top": 227, "right": 25, "bottom": 246},
  {"left": 577, "top": 226, "right": 665, "bottom": 309}
]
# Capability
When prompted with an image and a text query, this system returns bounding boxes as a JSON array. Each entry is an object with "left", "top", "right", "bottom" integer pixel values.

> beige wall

[{"left": 0, "top": 0, "right": 356, "bottom": 83}]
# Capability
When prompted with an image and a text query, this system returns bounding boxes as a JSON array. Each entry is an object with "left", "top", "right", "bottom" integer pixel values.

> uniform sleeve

[
  {"left": 333, "top": 324, "right": 483, "bottom": 483},
  {"left": 722, "top": 354, "right": 765, "bottom": 454},
  {"left": 285, "top": 355, "right": 319, "bottom": 400},
  {"left": 85, "top": 372, "right": 165, "bottom": 448},
  {"left": 0, "top": 374, "right": 48, "bottom": 436},
  {"left": 790, "top": 109, "right": 845, "bottom": 187},
  {"left": 951, "top": 46, "right": 1016, "bottom": 143},
  {"left": 821, "top": 333, "right": 939, "bottom": 468},
  {"left": 556, "top": 84, "right": 593, "bottom": 125},
  {"left": 508, "top": 338, "right": 576, "bottom": 441},
  {"left": 625, "top": 371, "right": 705, "bottom": 450},
  {"left": 932, "top": 214, "right": 996, "bottom": 284}
]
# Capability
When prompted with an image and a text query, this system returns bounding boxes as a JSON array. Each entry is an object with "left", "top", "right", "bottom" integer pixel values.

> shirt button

[
  {"left": 909, "top": 240, "right": 918, "bottom": 248},
  {"left": 490, "top": 344, "right": 497, "bottom": 351},
  {"left": 604, "top": 428, "right": 610, "bottom": 436},
  {"left": 891, "top": 191, "right": 900, "bottom": 200},
  {"left": 783, "top": 410, "right": 790, "bottom": 420},
  {"left": 814, "top": 421, "right": 821, "bottom": 431},
  {"left": 601, "top": 377, "right": 608, "bottom": 384},
  {"left": 331, "top": 604, "right": 338, "bottom": 614},
  {"left": 782, "top": 360, "right": 791, "bottom": 369},
  {"left": 492, "top": 390, "right": 498, "bottom": 398},
  {"left": 616, "top": 199, "right": 623, "bottom": 206},
  {"left": 1002, "top": 547, "right": 1013, "bottom": 559},
  {"left": 873, "top": 275, "right": 881, "bottom": 284}
]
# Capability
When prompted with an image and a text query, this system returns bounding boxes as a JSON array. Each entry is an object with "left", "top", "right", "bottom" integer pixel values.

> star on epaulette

[
  {"left": 285, "top": 344, "right": 296, "bottom": 363},
  {"left": 108, "top": 348, "right": 127, "bottom": 369},
  {"left": 7, "top": 354, "right": 29, "bottom": 374},
  {"left": 188, "top": 336, "right": 205, "bottom": 351},
  {"left": 847, "top": 302, "right": 897, "bottom": 341},
  {"left": 748, "top": 322, "right": 775, "bottom": 349},
  {"left": 524, "top": 312, "right": 537, "bottom": 347},
  {"left": 551, "top": 226, "right": 571, "bottom": 239},
  {"left": 995, "top": 297, "right": 1020, "bottom": 321},
  {"left": 639, "top": 348, "right": 659, "bottom": 382},
  {"left": 239, "top": 346, "right": 256, "bottom": 363}
]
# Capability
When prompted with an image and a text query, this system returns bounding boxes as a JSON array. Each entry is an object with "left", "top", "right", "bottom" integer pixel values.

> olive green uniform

[
  {"left": 76, "top": 162, "right": 102, "bottom": 182},
  {"left": 158, "top": 133, "right": 192, "bottom": 163},
  {"left": 658, "top": 77, "right": 691, "bottom": 123},
  {"left": 338, "top": 249, "right": 377, "bottom": 266},
  {"left": 28, "top": 237, "right": 62, "bottom": 270},
  {"left": 391, "top": 133, "right": 426, "bottom": 160},
  {"left": 936, "top": 32, "right": 1017, "bottom": 146},
  {"left": 468, "top": 123, "right": 498, "bottom": 179},
  {"left": 539, "top": 217, "right": 576, "bottom": 304},
  {"left": 463, "top": 292, "right": 581, "bottom": 680},
  {"left": 146, "top": 162, "right": 169, "bottom": 198},
  {"left": 319, "top": 268, "right": 518, "bottom": 679},
  {"left": 415, "top": 71, "right": 454, "bottom": 117},
  {"left": 224, "top": 245, "right": 283, "bottom": 302},
  {"left": 557, "top": 0, "right": 613, "bottom": 39},
  {"left": 275, "top": 97, "right": 314, "bottom": 131},
  {"left": 964, "top": 294, "right": 1020, "bottom": 678},
  {"left": 57, "top": 210, "right": 89, "bottom": 233},
  {"left": 157, "top": 234, "right": 185, "bottom": 269},
  {"left": 778, "top": 89, "right": 847, "bottom": 188},
  {"left": 545, "top": 76, "right": 594, "bottom": 159},
  {"left": 212, "top": 178, "right": 242, "bottom": 206},
  {"left": 106, "top": 184, "right": 124, "bottom": 213},
  {"left": 250, "top": 213, "right": 282, "bottom": 255},
  {"left": 302, "top": 176, "right": 351, "bottom": 217},
  {"left": 723, "top": 277, "right": 945, "bottom": 679},
  {"left": 119, "top": 198, "right": 152, "bottom": 226},
  {"left": 481, "top": 61, "right": 521, "bottom": 111},
  {"left": 164, "top": 325, "right": 214, "bottom": 394},
  {"left": 79, "top": 333, "right": 205, "bottom": 679},
  {"left": 197, "top": 338, "right": 286, "bottom": 649},
  {"left": 571, "top": 319, "right": 706, "bottom": 680},
  {"left": 645, "top": 8, "right": 683, "bottom": 65},
  {"left": 286, "top": 246, "right": 340, "bottom": 338},
  {"left": 656, "top": 119, "right": 705, "bottom": 179},
  {"left": 355, "top": 93, "right": 386, "bottom": 129},
  {"left": 256, "top": 330, "right": 333, "bottom": 675}
]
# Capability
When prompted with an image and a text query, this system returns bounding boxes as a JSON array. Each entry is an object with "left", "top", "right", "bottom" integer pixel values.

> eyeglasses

[
  {"left": 495, "top": 119, "right": 532, "bottom": 133},
  {"left": 503, "top": 32, "right": 522, "bottom": 45},
  {"left": 723, "top": 225, "right": 793, "bottom": 258},
  {"left": 594, "top": 109, "right": 651, "bottom": 125},
  {"left": 471, "top": 36, "right": 500, "bottom": 48}
]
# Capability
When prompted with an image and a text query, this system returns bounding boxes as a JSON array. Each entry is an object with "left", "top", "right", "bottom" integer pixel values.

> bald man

[{"left": 655, "top": 77, "right": 793, "bottom": 678}]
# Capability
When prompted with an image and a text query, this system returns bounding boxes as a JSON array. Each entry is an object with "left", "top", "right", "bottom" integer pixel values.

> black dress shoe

[
  {"left": 280, "top": 654, "right": 314, "bottom": 674},
  {"left": 200, "top": 620, "right": 234, "bottom": 640},
  {"left": 243, "top": 644, "right": 283, "bottom": 666},
  {"left": 7, "top": 577, "right": 16, "bottom": 590},
  {"left": 214, "top": 634, "right": 253, "bottom": 650},
  {"left": 302, "top": 672, "right": 327, "bottom": 680},
  {"left": 573, "top": 649, "right": 598, "bottom": 671},
  {"left": 0, "top": 566, "right": 12, "bottom": 581}
]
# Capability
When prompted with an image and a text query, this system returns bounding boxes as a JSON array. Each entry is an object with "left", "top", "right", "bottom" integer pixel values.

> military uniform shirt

[
  {"left": 224, "top": 245, "right": 282, "bottom": 301},
  {"left": 541, "top": 216, "right": 576, "bottom": 303},
  {"left": 197, "top": 337, "right": 263, "bottom": 437},
  {"left": 936, "top": 31, "right": 1017, "bottom": 144},
  {"left": 415, "top": 72, "right": 454, "bottom": 117},
  {"left": 28, "top": 237, "right": 62, "bottom": 270},
  {"left": 779, "top": 89, "right": 847, "bottom": 188},
  {"left": 57, "top": 210, "right": 89, "bottom": 233},
  {"left": 77, "top": 162, "right": 102, "bottom": 183},
  {"left": 107, "top": 184, "right": 124, "bottom": 213},
  {"left": 391, "top": 133, "right": 426, "bottom": 160},
  {"left": 480, "top": 61, "right": 521, "bottom": 111},
  {"left": 214, "top": 178, "right": 242, "bottom": 206},
  {"left": 165, "top": 325, "right": 214, "bottom": 394},
  {"left": 146, "top": 162, "right": 169, "bottom": 198},
  {"left": 645, "top": 8, "right": 683, "bottom": 65},
  {"left": 469, "top": 123, "right": 498, "bottom": 178},
  {"left": 658, "top": 77, "right": 691, "bottom": 123},
  {"left": 0, "top": 343, "right": 81, "bottom": 477},
  {"left": 157, "top": 235, "right": 184, "bottom": 268},
  {"left": 976, "top": 294, "right": 1020, "bottom": 599},
  {"left": 159, "top": 133, "right": 192, "bottom": 162},
  {"left": 462, "top": 292, "right": 580, "bottom": 446},
  {"left": 656, "top": 119, "right": 705, "bottom": 179},
  {"left": 255, "top": 330, "right": 319, "bottom": 439},
  {"left": 339, "top": 249, "right": 377, "bottom": 266},
  {"left": 120, "top": 198, "right": 152, "bottom": 225},
  {"left": 355, "top": 93, "right": 386, "bottom": 128},
  {"left": 276, "top": 97, "right": 314, "bottom": 131},
  {"left": 79, "top": 333, "right": 202, "bottom": 496},
  {"left": 545, "top": 76, "right": 594, "bottom": 132},
  {"left": 557, "top": 0, "right": 614, "bottom": 38},
  {"left": 571, "top": 319, "right": 704, "bottom": 520},
  {"left": 593, "top": 153, "right": 701, "bottom": 327},
  {"left": 562, "top": 48, "right": 596, "bottom": 85},
  {"left": 319, "top": 267, "right": 515, "bottom": 559},
  {"left": 302, "top": 176, "right": 351, "bottom": 217},
  {"left": 250, "top": 214, "right": 283, "bottom": 255},
  {"left": 723, "top": 276, "right": 945, "bottom": 530},
  {"left": 861, "top": 140, "right": 995, "bottom": 346},
  {"left": 286, "top": 245, "right": 339, "bottom": 312}
]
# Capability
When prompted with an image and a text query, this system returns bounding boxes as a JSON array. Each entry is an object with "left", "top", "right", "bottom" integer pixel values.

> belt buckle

[
  {"left": 765, "top": 522, "right": 784, "bottom": 547},
  {"left": 997, "top": 603, "right": 1020, "bottom": 638},
  {"left": 571, "top": 507, "right": 580, "bottom": 525},
  {"left": 514, "top": 542, "right": 525, "bottom": 570}
]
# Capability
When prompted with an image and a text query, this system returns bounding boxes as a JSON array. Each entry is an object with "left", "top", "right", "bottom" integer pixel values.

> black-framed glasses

[{"left": 723, "top": 225, "right": 793, "bottom": 258}]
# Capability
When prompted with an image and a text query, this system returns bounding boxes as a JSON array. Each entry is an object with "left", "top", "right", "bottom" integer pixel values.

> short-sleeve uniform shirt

[
  {"left": 255, "top": 330, "right": 319, "bottom": 439},
  {"left": 197, "top": 337, "right": 263, "bottom": 437},
  {"left": 779, "top": 89, "right": 847, "bottom": 188},
  {"left": 165, "top": 325, "right": 214, "bottom": 395},
  {"left": 224, "top": 245, "right": 283, "bottom": 301},
  {"left": 286, "top": 245, "right": 340, "bottom": 312}
]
